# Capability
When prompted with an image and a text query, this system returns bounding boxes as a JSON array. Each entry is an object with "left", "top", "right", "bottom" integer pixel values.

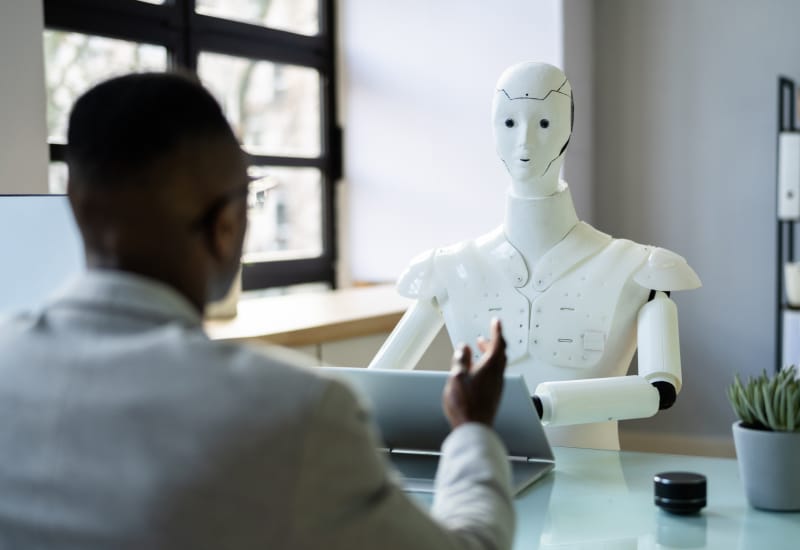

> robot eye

[
  {"left": 540, "top": 119, "right": 550, "bottom": 129},
  {"left": 505, "top": 119, "right": 515, "bottom": 128}
]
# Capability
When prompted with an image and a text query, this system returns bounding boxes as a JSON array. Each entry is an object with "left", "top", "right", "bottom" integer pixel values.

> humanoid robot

[{"left": 367, "top": 62, "right": 701, "bottom": 450}]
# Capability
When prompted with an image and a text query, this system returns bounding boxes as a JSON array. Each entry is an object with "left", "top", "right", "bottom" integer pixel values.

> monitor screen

[{"left": 0, "top": 195, "right": 84, "bottom": 315}]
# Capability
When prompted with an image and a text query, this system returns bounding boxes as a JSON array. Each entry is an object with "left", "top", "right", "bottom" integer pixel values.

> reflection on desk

[{"left": 417, "top": 447, "right": 800, "bottom": 549}]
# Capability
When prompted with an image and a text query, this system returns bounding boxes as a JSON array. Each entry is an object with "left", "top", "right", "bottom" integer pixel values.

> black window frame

[{"left": 43, "top": 0, "right": 342, "bottom": 291}]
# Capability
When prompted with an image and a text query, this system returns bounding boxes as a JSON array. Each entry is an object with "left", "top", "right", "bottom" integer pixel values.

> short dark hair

[{"left": 66, "top": 72, "right": 236, "bottom": 188}]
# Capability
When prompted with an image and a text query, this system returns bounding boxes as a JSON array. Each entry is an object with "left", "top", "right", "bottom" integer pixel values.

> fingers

[
  {"left": 472, "top": 319, "right": 507, "bottom": 374},
  {"left": 452, "top": 344, "right": 472, "bottom": 375},
  {"left": 490, "top": 318, "right": 506, "bottom": 351},
  {"left": 445, "top": 320, "right": 507, "bottom": 429},
  {"left": 476, "top": 319, "right": 504, "bottom": 354}
]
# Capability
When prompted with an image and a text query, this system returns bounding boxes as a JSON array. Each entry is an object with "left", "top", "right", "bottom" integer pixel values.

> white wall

[
  {"left": 340, "top": 0, "right": 564, "bottom": 283},
  {"left": 593, "top": 0, "right": 800, "bottom": 441},
  {"left": 0, "top": 0, "right": 49, "bottom": 194}
]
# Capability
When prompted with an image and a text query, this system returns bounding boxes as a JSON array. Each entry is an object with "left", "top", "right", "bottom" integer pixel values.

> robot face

[{"left": 492, "top": 62, "right": 572, "bottom": 195}]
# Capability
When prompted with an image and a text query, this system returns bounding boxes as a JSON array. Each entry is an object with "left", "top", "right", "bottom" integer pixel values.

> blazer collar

[{"left": 49, "top": 269, "right": 202, "bottom": 327}]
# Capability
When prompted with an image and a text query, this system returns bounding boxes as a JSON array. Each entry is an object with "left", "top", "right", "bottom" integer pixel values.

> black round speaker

[{"left": 654, "top": 471, "right": 707, "bottom": 515}]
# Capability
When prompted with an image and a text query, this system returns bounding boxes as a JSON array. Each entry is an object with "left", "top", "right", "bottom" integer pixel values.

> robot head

[{"left": 492, "top": 62, "right": 573, "bottom": 197}]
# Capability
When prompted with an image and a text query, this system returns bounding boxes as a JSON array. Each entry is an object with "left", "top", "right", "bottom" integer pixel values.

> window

[{"left": 43, "top": 0, "right": 341, "bottom": 290}]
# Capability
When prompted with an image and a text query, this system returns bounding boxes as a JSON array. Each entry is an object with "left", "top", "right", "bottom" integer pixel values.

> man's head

[
  {"left": 491, "top": 62, "right": 573, "bottom": 198},
  {"left": 67, "top": 72, "right": 249, "bottom": 312}
]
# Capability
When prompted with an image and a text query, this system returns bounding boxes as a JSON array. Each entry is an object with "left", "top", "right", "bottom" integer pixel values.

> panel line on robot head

[
  {"left": 496, "top": 77, "right": 575, "bottom": 176},
  {"left": 496, "top": 77, "right": 574, "bottom": 133}
]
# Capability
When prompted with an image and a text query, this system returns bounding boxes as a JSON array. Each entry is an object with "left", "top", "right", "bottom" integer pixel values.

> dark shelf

[{"left": 777, "top": 76, "right": 799, "bottom": 373}]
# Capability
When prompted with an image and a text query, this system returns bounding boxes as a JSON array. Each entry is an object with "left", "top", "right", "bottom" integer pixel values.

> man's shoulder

[
  {"left": 186, "top": 334, "right": 334, "bottom": 395},
  {"left": 0, "top": 310, "right": 37, "bottom": 330},
  {"left": 0, "top": 310, "right": 54, "bottom": 352},
  {"left": 125, "top": 333, "right": 346, "bottom": 439}
]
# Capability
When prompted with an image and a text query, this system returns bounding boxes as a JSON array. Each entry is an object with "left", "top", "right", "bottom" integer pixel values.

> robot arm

[
  {"left": 637, "top": 290, "right": 682, "bottom": 408},
  {"left": 534, "top": 376, "right": 659, "bottom": 426},
  {"left": 534, "top": 291, "right": 682, "bottom": 426},
  {"left": 369, "top": 249, "right": 446, "bottom": 370},
  {"left": 368, "top": 298, "right": 444, "bottom": 370}
]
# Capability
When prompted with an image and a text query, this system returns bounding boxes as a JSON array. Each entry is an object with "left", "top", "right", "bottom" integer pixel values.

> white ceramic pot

[{"left": 732, "top": 421, "right": 800, "bottom": 511}]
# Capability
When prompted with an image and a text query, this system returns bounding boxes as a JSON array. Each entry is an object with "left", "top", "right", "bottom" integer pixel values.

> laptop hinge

[
  {"left": 382, "top": 447, "right": 441, "bottom": 458},
  {"left": 508, "top": 454, "right": 556, "bottom": 464},
  {"left": 507, "top": 454, "right": 530, "bottom": 463},
  {"left": 383, "top": 448, "right": 552, "bottom": 464}
]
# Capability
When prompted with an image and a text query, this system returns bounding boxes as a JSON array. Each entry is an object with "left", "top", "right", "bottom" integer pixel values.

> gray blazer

[{"left": 0, "top": 271, "right": 514, "bottom": 549}]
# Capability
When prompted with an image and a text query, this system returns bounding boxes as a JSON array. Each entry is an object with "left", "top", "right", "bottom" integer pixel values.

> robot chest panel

[
  {"left": 439, "top": 242, "right": 649, "bottom": 369},
  {"left": 523, "top": 274, "right": 642, "bottom": 371}
]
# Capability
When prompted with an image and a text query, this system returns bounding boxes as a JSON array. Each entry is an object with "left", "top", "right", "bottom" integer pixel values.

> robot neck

[{"left": 503, "top": 181, "right": 579, "bottom": 265}]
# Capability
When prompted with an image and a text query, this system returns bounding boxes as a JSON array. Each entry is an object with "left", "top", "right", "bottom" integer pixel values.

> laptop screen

[
  {"left": 325, "top": 367, "right": 554, "bottom": 462},
  {"left": 0, "top": 195, "right": 84, "bottom": 315}
]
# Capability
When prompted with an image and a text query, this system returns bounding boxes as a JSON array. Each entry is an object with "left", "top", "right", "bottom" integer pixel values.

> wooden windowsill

[{"left": 204, "top": 284, "right": 409, "bottom": 347}]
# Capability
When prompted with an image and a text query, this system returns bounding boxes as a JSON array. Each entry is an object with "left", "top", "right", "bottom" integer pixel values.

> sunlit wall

[{"left": 340, "top": 0, "right": 566, "bottom": 284}]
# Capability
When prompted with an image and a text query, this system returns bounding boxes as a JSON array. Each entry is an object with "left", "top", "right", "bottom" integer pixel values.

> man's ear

[
  {"left": 208, "top": 200, "right": 245, "bottom": 263},
  {"left": 205, "top": 199, "right": 246, "bottom": 305}
]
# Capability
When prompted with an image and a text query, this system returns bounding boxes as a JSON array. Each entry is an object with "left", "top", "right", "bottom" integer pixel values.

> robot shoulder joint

[
  {"left": 396, "top": 248, "right": 439, "bottom": 299},
  {"left": 633, "top": 247, "right": 701, "bottom": 292}
]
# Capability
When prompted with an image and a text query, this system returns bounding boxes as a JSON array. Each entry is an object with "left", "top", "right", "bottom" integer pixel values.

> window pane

[
  {"left": 244, "top": 166, "right": 322, "bottom": 261},
  {"left": 49, "top": 162, "right": 69, "bottom": 194},
  {"left": 198, "top": 52, "right": 321, "bottom": 157},
  {"left": 43, "top": 31, "right": 168, "bottom": 143},
  {"left": 196, "top": 0, "right": 318, "bottom": 36}
]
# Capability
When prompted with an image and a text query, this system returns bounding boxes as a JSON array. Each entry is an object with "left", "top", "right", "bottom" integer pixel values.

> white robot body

[
  {"left": 368, "top": 62, "right": 701, "bottom": 449},
  {"left": 399, "top": 213, "right": 648, "bottom": 375},
  {"left": 636, "top": 291, "right": 683, "bottom": 391},
  {"left": 387, "top": 194, "right": 698, "bottom": 446}
]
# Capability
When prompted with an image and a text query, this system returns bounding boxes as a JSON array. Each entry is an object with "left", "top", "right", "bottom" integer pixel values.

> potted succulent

[{"left": 728, "top": 365, "right": 800, "bottom": 511}]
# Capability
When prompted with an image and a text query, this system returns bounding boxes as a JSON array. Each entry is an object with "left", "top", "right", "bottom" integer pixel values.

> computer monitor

[{"left": 0, "top": 195, "right": 84, "bottom": 315}]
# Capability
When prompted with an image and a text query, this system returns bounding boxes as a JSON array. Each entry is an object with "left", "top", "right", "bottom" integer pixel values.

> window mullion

[
  {"left": 44, "top": 0, "right": 180, "bottom": 48},
  {"left": 193, "top": 30, "right": 326, "bottom": 70},
  {"left": 174, "top": 0, "right": 197, "bottom": 71},
  {"left": 247, "top": 155, "right": 325, "bottom": 169}
]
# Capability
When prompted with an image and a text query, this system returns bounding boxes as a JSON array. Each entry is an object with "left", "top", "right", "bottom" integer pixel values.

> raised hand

[{"left": 443, "top": 319, "right": 507, "bottom": 428}]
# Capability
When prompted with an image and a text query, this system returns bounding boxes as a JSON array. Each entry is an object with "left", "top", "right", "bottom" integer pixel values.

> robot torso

[{"left": 398, "top": 222, "right": 694, "bottom": 392}]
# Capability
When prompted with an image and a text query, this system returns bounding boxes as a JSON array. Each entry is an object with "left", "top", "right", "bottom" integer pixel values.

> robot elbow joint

[{"left": 652, "top": 380, "right": 677, "bottom": 410}]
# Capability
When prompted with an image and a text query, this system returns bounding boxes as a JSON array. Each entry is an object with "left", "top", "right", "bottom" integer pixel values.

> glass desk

[{"left": 421, "top": 447, "right": 800, "bottom": 549}]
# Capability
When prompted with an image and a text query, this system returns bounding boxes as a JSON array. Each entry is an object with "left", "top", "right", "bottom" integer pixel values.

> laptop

[
  {"left": 326, "top": 367, "right": 554, "bottom": 495},
  {"left": 0, "top": 195, "right": 84, "bottom": 314}
]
